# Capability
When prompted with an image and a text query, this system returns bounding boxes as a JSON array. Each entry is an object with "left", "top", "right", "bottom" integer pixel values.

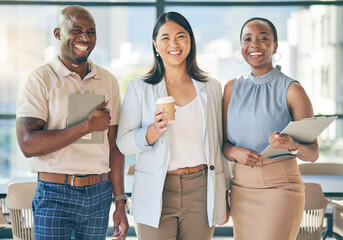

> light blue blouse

[{"left": 227, "top": 66, "right": 296, "bottom": 154}]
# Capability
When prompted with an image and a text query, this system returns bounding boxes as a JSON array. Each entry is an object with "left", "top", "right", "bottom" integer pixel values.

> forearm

[
  {"left": 109, "top": 151, "right": 125, "bottom": 209},
  {"left": 17, "top": 119, "right": 91, "bottom": 157},
  {"left": 146, "top": 124, "right": 162, "bottom": 145},
  {"left": 293, "top": 141, "right": 319, "bottom": 162},
  {"left": 109, "top": 149, "right": 125, "bottom": 197},
  {"left": 17, "top": 101, "right": 111, "bottom": 158},
  {"left": 109, "top": 126, "right": 126, "bottom": 209},
  {"left": 223, "top": 140, "right": 237, "bottom": 162}
]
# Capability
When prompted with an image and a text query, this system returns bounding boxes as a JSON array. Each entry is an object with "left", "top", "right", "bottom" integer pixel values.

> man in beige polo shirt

[{"left": 16, "top": 5, "right": 128, "bottom": 240}]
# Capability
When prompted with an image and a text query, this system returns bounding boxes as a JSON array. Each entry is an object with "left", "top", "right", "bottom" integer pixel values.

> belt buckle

[{"left": 70, "top": 175, "right": 75, "bottom": 186}]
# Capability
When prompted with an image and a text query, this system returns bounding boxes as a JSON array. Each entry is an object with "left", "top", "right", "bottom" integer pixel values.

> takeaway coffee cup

[{"left": 156, "top": 96, "right": 175, "bottom": 122}]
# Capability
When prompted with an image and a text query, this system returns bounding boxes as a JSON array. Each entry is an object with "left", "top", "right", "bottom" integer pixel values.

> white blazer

[{"left": 116, "top": 76, "right": 231, "bottom": 228}]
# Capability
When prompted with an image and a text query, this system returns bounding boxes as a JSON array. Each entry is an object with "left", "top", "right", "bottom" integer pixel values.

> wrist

[
  {"left": 229, "top": 146, "right": 238, "bottom": 162},
  {"left": 114, "top": 200, "right": 126, "bottom": 209},
  {"left": 112, "top": 194, "right": 127, "bottom": 205},
  {"left": 147, "top": 124, "right": 161, "bottom": 145},
  {"left": 152, "top": 124, "right": 162, "bottom": 138},
  {"left": 80, "top": 119, "right": 92, "bottom": 135},
  {"left": 288, "top": 143, "right": 300, "bottom": 155}
]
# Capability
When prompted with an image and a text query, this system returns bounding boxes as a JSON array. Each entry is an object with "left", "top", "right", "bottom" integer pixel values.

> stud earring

[{"left": 156, "top": 53, "right": 159, "bottom": 57}]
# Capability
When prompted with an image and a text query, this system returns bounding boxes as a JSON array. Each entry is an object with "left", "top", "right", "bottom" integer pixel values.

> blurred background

[{"left": 0, "top": 0, "right": 342, "bottom": 184}]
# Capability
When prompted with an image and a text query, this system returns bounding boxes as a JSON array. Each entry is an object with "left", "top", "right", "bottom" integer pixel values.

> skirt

[{"left": 230, "top": 157, "right": 305, "bottom": 240}]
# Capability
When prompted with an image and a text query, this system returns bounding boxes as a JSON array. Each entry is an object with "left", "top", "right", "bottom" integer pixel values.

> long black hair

[
  {"left": 240, "top": 17, "right": 278, "bottom": 43},
  {"left": 144, "top": 11, "right": 207, "bottom": 85}
]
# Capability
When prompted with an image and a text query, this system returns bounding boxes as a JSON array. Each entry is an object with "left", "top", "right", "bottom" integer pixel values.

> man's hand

[
  {"left": 112, "top": 203, "right": 129, "bottom": 240},
  {"left": 87, "top": 100, "right": 111, "bottom": 132}
]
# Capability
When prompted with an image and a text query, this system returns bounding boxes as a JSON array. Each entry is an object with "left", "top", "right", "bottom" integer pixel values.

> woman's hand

[
  {"left": 221, "top": 191, "right": 230, "bottom": 225},
  {"left": 268, "top": 131, "right": 299, "bottom": 151},
  {"left": 154, "top": 108, "right": 170, "bottom": 134},
  {"left": 231, "top": 146, "right": 263, "bottom": 166},
  {"left": 146, "top": 108, "right": 170, "bottom": 145}
]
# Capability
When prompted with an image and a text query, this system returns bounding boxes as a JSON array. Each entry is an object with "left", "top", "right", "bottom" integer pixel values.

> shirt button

[{"left": 210, "top": 165, "right": 215, "bottom": 170}]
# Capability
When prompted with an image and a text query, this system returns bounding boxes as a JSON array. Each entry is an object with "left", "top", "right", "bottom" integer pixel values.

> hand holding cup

[
  {"left": 146, "top": 97, "right": 175, "bottom": 145},
  {"left": 156, "top": 96, "right": 175, "bottom": 123}
]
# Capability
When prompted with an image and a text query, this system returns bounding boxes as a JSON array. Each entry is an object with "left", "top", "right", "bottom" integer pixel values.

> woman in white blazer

[{"left": 116, "top": 11, "right": 231, "bottom": 240}]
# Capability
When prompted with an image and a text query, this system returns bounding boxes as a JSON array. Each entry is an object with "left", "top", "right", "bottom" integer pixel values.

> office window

[
  {"left": 0, "top": 2, "right": 342, "bottom": 183},
  {"left": 321, "top": 66, "right": 329, "bottom": 97},
  {"left": 0, "top": 5, "right": 155, "bottom": 182}
]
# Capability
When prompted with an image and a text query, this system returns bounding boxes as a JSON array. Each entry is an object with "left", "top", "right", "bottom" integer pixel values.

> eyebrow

[
  {"left": 260, "top": 32, "right": 269, "bottom": 35},
  {"left": 243, "top": 32, "right": 270, "bottom": 37},
  {"left": 176, "top": 31, "right": 187, "bottom": 35},
  {"left": 72, "top": 26, "right": 96, "bottom": 31},
  {"left": 159, "top": 31, "right": 187, "bottom": 37}
]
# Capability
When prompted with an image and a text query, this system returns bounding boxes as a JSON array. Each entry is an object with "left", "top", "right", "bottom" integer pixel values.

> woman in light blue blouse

[
  {"left": 117, "top": 12, "right": 231, "bottom": 240},
  {"left": 223, "top": 17, "right": 319, "bottom": 240}
]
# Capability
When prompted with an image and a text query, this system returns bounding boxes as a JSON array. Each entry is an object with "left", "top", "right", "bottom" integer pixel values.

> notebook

[{"left": 67, "top": 94, "right": 105, "bottom": 144}]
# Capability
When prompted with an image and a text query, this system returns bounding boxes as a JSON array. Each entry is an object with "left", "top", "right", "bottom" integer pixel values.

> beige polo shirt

[{"left": 16, "top": 56, "right": 121, "bottom": 175}]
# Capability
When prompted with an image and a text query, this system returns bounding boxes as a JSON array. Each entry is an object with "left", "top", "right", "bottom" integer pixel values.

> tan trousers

[
  {"left": 230, "top": 157, "right": 305, "bottom": 240},
  {"left": 136, "top": 170, "right": 214, "bottom": 240}
]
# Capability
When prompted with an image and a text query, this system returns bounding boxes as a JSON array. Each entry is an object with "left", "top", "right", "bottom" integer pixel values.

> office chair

[
  {"left": 332, "top": 200, "right": 343, "bottom": 240},
  {"left": 296, "top": 183, "right": 328, "bottom": 240},
  {"left": 5, "top": 182, "right": 37, "bottom": 240}
]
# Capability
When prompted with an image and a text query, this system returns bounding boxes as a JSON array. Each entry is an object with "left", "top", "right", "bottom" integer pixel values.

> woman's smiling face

[
  {"left": 153, "top": 20, "right": 191, "bottom": 69},
  {"left": 241, "top": 20, "right": 278, "bottom": 75}
]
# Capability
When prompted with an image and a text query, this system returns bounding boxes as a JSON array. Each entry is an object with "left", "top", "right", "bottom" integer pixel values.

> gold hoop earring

[
  {"left": 272, "top": 52, "right": 281, "bottom": 62},
  {"left": 236, "top": 54, "right": 245, "bottom": 64}
]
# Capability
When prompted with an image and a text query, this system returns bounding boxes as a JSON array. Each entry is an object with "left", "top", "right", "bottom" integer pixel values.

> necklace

[{"left": 165, "top": 76, "right": 191, "bottom": 86}]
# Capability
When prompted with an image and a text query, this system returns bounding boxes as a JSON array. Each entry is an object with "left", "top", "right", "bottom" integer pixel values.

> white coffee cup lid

[{"left": 156, "top": 96, "right": 175, "bottom": 104}]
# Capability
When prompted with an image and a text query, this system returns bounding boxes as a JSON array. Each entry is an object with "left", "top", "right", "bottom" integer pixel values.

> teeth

[
  {"left": 169, "top": 51, "right": 181, "bottom": 55},
  {"left": 250, "top": 52, "right": 262, "bottom": 56},
  {"left": 75, "top": 45, "right": 88, "bottom": 51}
]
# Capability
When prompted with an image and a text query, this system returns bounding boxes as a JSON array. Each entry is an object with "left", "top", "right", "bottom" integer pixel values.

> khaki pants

[{"left": 136, "top": 169, "right": 214, "bottom": 240}]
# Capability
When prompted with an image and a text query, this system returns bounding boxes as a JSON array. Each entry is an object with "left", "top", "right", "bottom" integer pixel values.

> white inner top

[{"left": 168, "top": 96, "right": 207, "bottom": 171}]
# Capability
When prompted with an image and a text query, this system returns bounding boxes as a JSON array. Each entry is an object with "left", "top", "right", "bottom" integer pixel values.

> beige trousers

[
  {"left": 136, "top": 170, "right": 214, "bottom": 240},
  {"left": 230, "top": 157, "right": 305, "bottom": 240}
]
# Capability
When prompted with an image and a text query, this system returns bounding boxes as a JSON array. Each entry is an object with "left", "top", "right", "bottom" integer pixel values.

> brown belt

[
  {"left": 167, "top": 164, "right": 208, "bottom": 175},
  {"left": 38, "top": 172, "right": 109, "bottom": 187}
]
